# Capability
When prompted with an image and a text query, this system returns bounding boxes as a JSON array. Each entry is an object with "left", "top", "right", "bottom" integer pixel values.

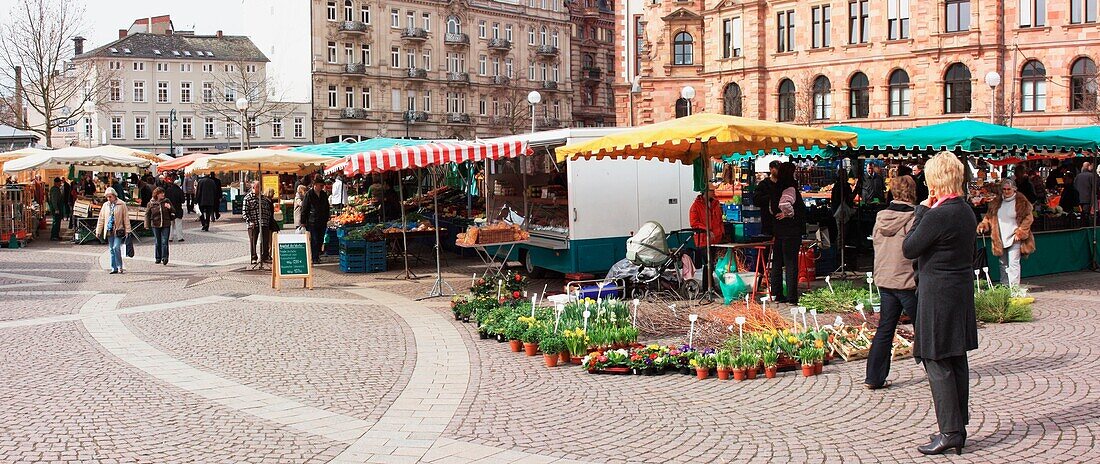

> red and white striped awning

[{"left": 327, "top": 140, "right": 531, "bottom": 176}]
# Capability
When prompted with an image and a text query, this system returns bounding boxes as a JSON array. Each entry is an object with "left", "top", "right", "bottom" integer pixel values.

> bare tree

[
  {"left": 0, "top": 0, "right": 112, "bottom": 147},
  {"left": 491, "top": 78, "right": 534, "bottom": 135},
  {"left": 193, "top": 58, "right": 297, "bottom": 148},
  {"left": 1074, "top": 72, "right": 1100, "bottom": 125}
]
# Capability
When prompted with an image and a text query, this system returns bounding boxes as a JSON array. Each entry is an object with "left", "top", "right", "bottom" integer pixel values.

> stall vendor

[{"left": 690, "top": 193, "right": 724, "bottom": 290}]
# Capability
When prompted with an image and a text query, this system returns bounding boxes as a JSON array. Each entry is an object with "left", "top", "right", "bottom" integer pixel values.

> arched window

[
  {"left": 582, "top": 54, "right": 594, "bottom": 69},
  {"left": 1020, "top": 60, "right": 1047, "bottom": 112},
  {"left": 344, "top": 0, "right": 353, "bottom": 21},
  {"left": 1071, "top": 57, "right": 1097, "bottom": 111},
  {"left": 849, "top": 72, "right": 869, "bottom": 119},
  {"left": 675, "top": 97, "right": 690, "bottom": 118},
  {"left": 447, "top": 15, "right": 461, "bottom": 35},
  {"left": 889, "top": 69, "right": 910, "bottom": 116},
  {"left": 777, "top": 79, "right": 795, "bottom": 122},
  {"left": 813, "top": 76, "right": 832, "bottom": 120},
  {"left": 673, "top": 32, "right": 693, "bottom": 65},
  {"left": 723, "top": 83, "right": 742, "bottom": 116},
  {"left": 540, "top": 26, "right": 548, "bottom": 45},
  {"left": 944, "top": 63, "right": 972, "bottom": 114}
]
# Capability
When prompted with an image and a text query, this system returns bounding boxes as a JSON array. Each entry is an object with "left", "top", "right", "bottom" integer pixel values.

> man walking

[
  {"left": 182, "top": 174, "right": 196, "bottom": 214},
  {"left": 47, "top": 177, "right": 65, "bottom": 241},
  {"left": 195, "top": 173, "right": 221, "bottom": 231},
  {"left": 860, "top": 163, "right": 887, "bottom": 204},
  {"left": 242, "top": 181, "right": 270, "bottom": 264},
  {"left": 1074, "top": 162, "right": 1099, "bottom": 215},
  {"left": 162, "top": 174, "right": 185, "bottom": 242},
  {"left": 300, "top": 179, "right": 330, "bottom": 264}
]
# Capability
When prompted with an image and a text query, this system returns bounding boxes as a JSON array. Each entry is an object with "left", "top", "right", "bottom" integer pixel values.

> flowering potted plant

[
  {"left": 690, "top": 352, "right": 715, "bottom": 380},
  {"left": 672, "top": 346, "right": 696, "bottom": 375},
  {"left": 504, "top": 321, "right": 525, "bottom": 352},
  {"left": 563, "top": 329, "right": 588, "bottom": 364},
  {"left": 714, "top": 349, "right": 733, "bottom": 380},
  {"left": 744, "top": 351, "right": 761, "bottom": 380},
  {"left": 762, "top": 350, "right": 779, "bottom": 379},
  {"left": 731, "top": 353, "right": 750, "bottom": 381},
  {"left": 813, "top": 347, "right": 825, "bottom": 375},
  {"left": 539, "top": 335, "right": 564, "bottom": 367},
  {"left": 521, "top": 325, "right": 542, "bottom": 356},
  {"left": 798, "top": 346, "right": 817, "bottom": 377}
]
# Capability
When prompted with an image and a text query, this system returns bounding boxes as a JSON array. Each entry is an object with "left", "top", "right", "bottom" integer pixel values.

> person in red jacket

[{"left": 690, "top": 193, "right": 724, "bottom": 289}]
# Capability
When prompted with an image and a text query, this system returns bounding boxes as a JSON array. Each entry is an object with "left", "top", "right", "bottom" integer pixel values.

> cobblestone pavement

[{"left": 0, "top": 215, "right": 1098, "bottom": 463}]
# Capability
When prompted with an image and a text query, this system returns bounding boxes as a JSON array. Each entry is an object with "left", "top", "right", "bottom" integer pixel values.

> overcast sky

[{"left": 0, "top": 0, "right": 247, "bottom": 49}]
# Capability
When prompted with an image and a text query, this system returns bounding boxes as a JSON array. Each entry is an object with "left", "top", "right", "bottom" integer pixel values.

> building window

[
  {"left": 294, "top": 117, "right": 304, "bottom": 138},
  {"left": 551, "top": 30, "right": 559, "bottom": 47},
  {"left": 110, "top": 116, "right": 123, "bottom": 139},
  {"left": 180, "top": 63, "right": 191, "bottom": 72},
  {"left": 478, "top": 55, "right": 486, "bottom": 75},
  {"left": 674, "top": 97, "right": 690, "bottom": 118},
  {"left": 943, "top": 63, "right": 972, "bottom": 114},
  {"left": 945, "top": 0, "right": 971, "bottom": 32},
  {"left": 327, "top": 1, "right": 336, "bottom": 21},
  {"left": 722, "top": 18, "right": 742, "bottom": 58},
  {"left": 672, "top": 32, "right": 693, "bottom": 65},
  {"left": 505, "top": 24, "right": 513, "bottom": 41},
  {"left": 1071, "top": 57, "right": 1097, "bottom": 111},
  {"left": 491, "top": 22, "right": 500, "bottom": 39},
  {"left": 811, "top": 5, "right": 831, "bottom": 49},
  {"left": 889, "top": 69, "right": 911, "bottom": 116},
  {"left": 723, "top": 83, "right": 742, "bottom": 116},
  {"left": 478, "top": 97, "right": 486, "bottom": 116},
  {"left": 478, "top": 20, "right": 486, "bottom": 38},
  {"left": 181, "top": 116, "right": 193, "bottom": 139},
  {"left": 157, "top": 81, "right": 169, "bottom": 103},
  {"left": 109, "top": 79, "right": 122, "bottom": 102},
  {"left": 528, "top": 26, "right": 536, "bottom": 45},
  {"left": 204, "top": 117, "right": 215, "bottom": 138},
  {"left": 446, "top": 15, "right": 460, "bottom": 35},
  {"left": 223, "top": 84, "right": 236, "bottom": 103},
  {"left": 777, "top": 79, "right": 795, "bottom": 122},
  {"left": 633, "top": 16, "right": 643, "bottom": 75},
  {"left": 777, "top": 10, "right": 795, "bottom": 53},
  {"left": 133, "top": 80, "right": 145, "bottom": 102},
  {"left": 540, "top": 26, "right": 547, "bottom": 45},
  {"left": 272, "top": 117, "right": 283, "bottom": 138},
  {"left": 813, "top": 76, "right": 832, "bottom": 119},
  {"left": 362, "top": 5, "right": 371, "bottom": 23},
  {"left": 849, "top": 72, "right": 870, "bottom": 118},
  {"left": 328, "top": 85, "right": 338, "bottom": 108},
  {"left": 391, "top": 47, "right": 400, "bottom": 68},
  {"left": 391, "top": 9, "right": 399, "bottom": 28},
  {"left": 180, "top": 82, "right": 192, "bottom": 103},
  {"left": 345, "top": 86, "right": 354, "bottom": 108},
  {"left": 1019, "top": 0, "right": 1046, "bottom": 27},
  {"left": 248, "top": 117, "right": 257, "bottom": 137},
  {"left": 849, "top": 0, "right": 866, "bottom": 43},
  {"left": 344, "top": 0, "right": 353, "bottom": 21},
  {"left": 344, "top": 43, "right": 354, "bottom": 64},
  {"left": 406, "top": 11, "right": 413, "bottom": 28},
  {"left": 362, "top": 44, "right": 372, "bottom": 65},
  {"left": 423, "top": 13, "right": 431, "bottom": 31},
  {"left": 1071, "top": 0, "right": 1098, "bottom": 23},
  {"left": 363, "top": 87, "right": 372, "bottom": 109},
  {"left": 423, "top": 50, "right": 431, "bottom": 70},
  {"left": 133, "top": 62, "right": 144, "bottom": 71},
  {"left": 888, "top": 0, "right": 910, "bottom": 39},
  {"left": 158, "top": 117, "right": 170, "bottom": 139},
  {"left": 1019, "top": 60, "right": 1046, "bottom": 112},
  {"left": 134, "top": 116, "right": 147, "bottom": 139},
  {"left": 328, "top": 42, "right": 337, "bottom": 63},
  {"left": 202, "top": 82, "right": 214, "bottom": 103}
]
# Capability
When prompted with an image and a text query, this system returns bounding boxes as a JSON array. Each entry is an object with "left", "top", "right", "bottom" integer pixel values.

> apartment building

[
  {"left": 615, "top": 0, "right": 1100, "bottom": 130},
  {"left": 69, "top": 16, "right": 310, "bottom": 153},
  {"left": 569, "top": 0, "right": 618, "bottom": 127},
  {"left": 246, "top": 1, "right": 573, "bottom": 143}
]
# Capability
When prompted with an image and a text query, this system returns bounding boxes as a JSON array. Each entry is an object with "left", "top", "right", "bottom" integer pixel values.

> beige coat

[
  {"left": 95, "top": 199, "right": 130, "bottom": 239},
  {"left": 872, "top": 202, "right": 917, "bottom": 290},
  {"left": 978, "top": 192, "right": 1035, "bottom": 257}
]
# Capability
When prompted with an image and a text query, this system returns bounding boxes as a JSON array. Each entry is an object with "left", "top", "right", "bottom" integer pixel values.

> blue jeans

[
  {"left": 108, "top": 235, "right": 124, "bottom": 271},
  {"left": 152, "top": 226, "right": 171, "bottom": 262},
  {"left": 865, "top": 288, "right": 916, "bottom": 387}
]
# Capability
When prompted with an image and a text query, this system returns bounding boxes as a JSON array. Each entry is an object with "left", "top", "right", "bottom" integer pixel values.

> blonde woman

[
  {"left": 902, "top": 152, "right": 979, "bottom": 455},
  {"left": 95, "top": 187, "right": 130, "bottom": 274},
  {"left": 293, "top": 184, "right": 307, "bottom": 232}
]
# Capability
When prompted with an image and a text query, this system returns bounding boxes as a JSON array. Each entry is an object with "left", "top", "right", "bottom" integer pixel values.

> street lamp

[
  {"left": 168, "top": 108, "right": 177, "bottom": 157},
  {"left": 681, "top": 85, "right": 696, "bottom": 116},
  {"left": 985, "top": 71, "right": 1001, "bottom": 125},
  {"left": 235, "top": 97, "right": 250, "bottom": 150},
  {"left": 527, "top": 90, "right": 541, "bottom": 134}
]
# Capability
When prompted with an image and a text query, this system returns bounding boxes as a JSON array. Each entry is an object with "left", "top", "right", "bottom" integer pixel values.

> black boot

[{"left": 918, "top": 432, "right": 965, "bottom": 455}]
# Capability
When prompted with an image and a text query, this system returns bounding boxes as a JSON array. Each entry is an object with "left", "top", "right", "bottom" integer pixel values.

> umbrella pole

[
  {"left": 421, "top": 172, "right": 454, "bottom": 300},
  {"left": 392, "top": 169, "right": 419, "bottom": 280},
  {"left": 699, "top": 147, "right": 720, "bottom": 304}
]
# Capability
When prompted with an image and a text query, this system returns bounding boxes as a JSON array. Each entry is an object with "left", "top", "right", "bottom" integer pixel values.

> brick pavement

[{"left": 0, "top": 217, "right": 1097, "bottom": 463}]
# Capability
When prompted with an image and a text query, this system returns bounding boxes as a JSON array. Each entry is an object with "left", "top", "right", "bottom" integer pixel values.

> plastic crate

[{"left": 340, "top": 254, "right": 387, "bottom": 273}]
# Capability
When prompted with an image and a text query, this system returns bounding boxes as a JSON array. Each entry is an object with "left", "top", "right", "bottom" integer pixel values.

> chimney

[
  {"left": 73, "top": 36, "right": 85, "bottom": 55},
  {"left": 13, "top": 66, "right": 23, "bottom": 127},
  {"left": 216, "top": 30, "right": 223, "bottom": 38},
  {"left": 118, "top": 29, "right": 127, "bottom": 39}
]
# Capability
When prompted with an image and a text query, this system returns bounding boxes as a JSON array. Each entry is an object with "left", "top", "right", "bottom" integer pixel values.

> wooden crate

[
  {"left": 476, "top": 228, "right": 515, "bottom": 244},
  {"left": 891, "top": 334, "right": 913, "bottom": 360}
]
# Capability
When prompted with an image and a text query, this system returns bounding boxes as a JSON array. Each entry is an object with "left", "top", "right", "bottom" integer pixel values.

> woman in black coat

[{"left": 902, "top": 152, "right": 979, "bottom": 456}]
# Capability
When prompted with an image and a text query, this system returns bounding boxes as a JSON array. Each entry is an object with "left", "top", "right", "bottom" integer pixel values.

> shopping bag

[
  {"left": 125, "top": 234, "right": 135, "bottom": 258},
  {"left": 714, "top": 252, "right": 748, "bottom": 304}
]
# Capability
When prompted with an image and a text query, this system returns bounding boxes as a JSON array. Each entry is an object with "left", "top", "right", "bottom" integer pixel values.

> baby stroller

[{"left": 622, "top": 221, "right": 703, "bottom": 303}]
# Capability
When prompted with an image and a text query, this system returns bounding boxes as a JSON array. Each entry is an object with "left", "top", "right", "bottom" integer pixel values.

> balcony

[
  {"left": 404, "top": 110, "right": 428, "bottom": 123},
  {"left": 446, "top": 113, "right": 471, "bottom": 124},
  {"left": 338, "top": 21, "right": 370, "bottom": 35},
  {"left": 444, "top": 32, "right": 469, "bottom": 46},
  {"left": 541, "top": 80, "right": 559, "bottom": 91},
  {"left": 400, "top": 27, "right": 428, "bottom": 42},
  {"left": 446, "top": 72, "right": 470, "bottom": 84},
  {"left": 490, "top": 75, "right": 511, "bottom": 86},
  {"left": 341, "top": 107, "right": 368, "bottom": 119},
  {"left": 344, "top": 63, "right": 367, "bottom": 75},
  {"left": 536, "top": 117, "right": 561, "bottom": 129},
  {"left": 487, "top": 38, "right": 512, "bottom": 51},
  {"left": 535, "top": 45, "right": 559, "bottom": 57},
  {"left": 488, "top": 116, "right": 510, "bottom": 125},
  {"left": 582, "top": 67, "right": 602, "bottom": 81},
  {"left": 405, "top": 67, "right": 428, "bottom": 80}
]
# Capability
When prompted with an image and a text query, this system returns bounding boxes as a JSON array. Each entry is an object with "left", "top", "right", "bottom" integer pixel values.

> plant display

[
  {"left": 521, "top": 325, "right": 542, "bottom": 344},
  {"left": 799, "top": 281, "right": 872, "bottom": 313},
  {"left": 539, "top": 334, "right": 564, "bottom": 355},
  {"left": 341, "top": 224, "right": 385, "bottom": 241},
  {"left": 714, "top": 349, "right": 734, "bottom": 371},
  {"left": 563, "top": 329, "right": 589, "bottom": 357},
  {"left": 503, "top": 320, "right": 525, "bottom": 341},
  {"left": 762, "top": 350, "right": 779, "bottom": 368},
  {"left": 975, "top": 285, "right": 1034, "bottom": 323}
]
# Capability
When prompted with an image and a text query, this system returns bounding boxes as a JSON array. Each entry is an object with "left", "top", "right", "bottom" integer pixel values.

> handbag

[
  {"left": 125, "top": 234, "right": 135, "bottom": 257},
  {"left": 115, "top": 229, "right": 127, "bottom": 238}
]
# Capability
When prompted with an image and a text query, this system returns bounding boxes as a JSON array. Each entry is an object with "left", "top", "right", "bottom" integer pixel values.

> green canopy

[
  {"left": 1041, "top": 126, "right": 1100, "bottom": 145},
  {"left": 840, "top": 119, "right": 1098, "bottom": 158},
  {"left": 723, "top": 125, "right": 889, "bottom": 162},
  {"left": 290, "top": 138, "right": 430, "bottom": 157}
]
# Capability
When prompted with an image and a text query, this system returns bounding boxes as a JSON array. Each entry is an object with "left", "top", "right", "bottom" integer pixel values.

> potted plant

[
  {"left": 813, "top": 347, "right": 825, "bottom": 375},
  {"left": 563, "top": 329, "right": 588, "bottom": 364},
  {"left": 798, "top": 346, "right": 816, "bottom": 377},
  {"left": 690, "top": 353, "right": 714, "bottom": 380},
  {"left": 539, "top": 335, "right": 564, "bottom": 368},
  {"left": 762, "top": 350, "right": 779, "bottom": 379},
  {"left": 744, "top": 351, "right": 760, "bottom": 380},
  {"left": 521, "top": 325, "right": 541, "bottom": 356},
  {"left": 731, "top": 353, "right": 748, "bottom": 381},
  {"left": 504, "top": 321, "right": 524, "bottom": 352},
  {"left": 715, "top": 349, "right": 733, "bottom": 380}
]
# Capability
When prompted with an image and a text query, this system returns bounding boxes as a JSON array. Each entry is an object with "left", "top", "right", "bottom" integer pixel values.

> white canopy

[
  {"left": 186, "top": 148, "right": 334, "bottom": 175},
  {"left": 2, "top": 146, "right": 153, "bottom": 174}
]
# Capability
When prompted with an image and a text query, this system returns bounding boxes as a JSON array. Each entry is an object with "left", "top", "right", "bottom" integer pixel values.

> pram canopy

[{"left": 627, "top": 221, "right": 670, "bottom": 266}]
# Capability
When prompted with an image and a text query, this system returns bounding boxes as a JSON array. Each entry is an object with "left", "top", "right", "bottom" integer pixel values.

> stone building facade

[
  {"left": 568, "top": 0, "right": 618, "bottom": 127},
  {"left": 310, "top": 0, "right": 573, "bottom": 142},
  {"left": 615, "top": 0, "right": 1100, "bottom": 130}
]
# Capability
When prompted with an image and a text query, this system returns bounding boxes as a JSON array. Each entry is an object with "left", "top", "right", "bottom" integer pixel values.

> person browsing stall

[{"left": 977, "top": 179, "right": 1035, "bottom": 288}]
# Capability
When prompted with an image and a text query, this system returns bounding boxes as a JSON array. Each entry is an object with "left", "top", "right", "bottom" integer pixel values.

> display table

[
  {"left": 384, "top": 229, "right": 440, "bottom": 265},
  {"left": 457, "top": 240, "right": 528, "bottom": 279},
  {"left": 980, "top": 227, "right": 1099, "bottom": 281}
]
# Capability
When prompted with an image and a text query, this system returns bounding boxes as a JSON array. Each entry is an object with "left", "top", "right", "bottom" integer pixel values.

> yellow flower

[{"left": 787, "top": 336, "right": 798, "bottom": 344}]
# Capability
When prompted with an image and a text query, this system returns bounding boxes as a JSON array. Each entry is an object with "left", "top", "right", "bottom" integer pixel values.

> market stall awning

[
  {"left": 156, "top": 152, "right": 212, "bottom": 171},
  {"left": 723, "top": 125, "right": 894, "bottom": 162},
  {"left": 3, "top": 147, "right": 153, "bottom": 174},
  {"left": 0, "top": 147, "right": 49, "bottom": 165},
  {"left": 334, "top": 140, "right": 531, "bottom": 176},
  {"left": 292, "top": 138, "right": 431, "bottom": 158},
  {"left": 839, "top": 119, "right": 1098, "bottom": 158},
  {"left": 1041, "top": 126, "right": 1100, "bottom": 146},
  {"left": 555, "top": 113, "right": 858, "bottom": 163},
  {"left": 92, "top": 144, "right": 162, "bottom": 163},
  {"left": 186, "top": 148, "right": 334, "bottom": 175}
]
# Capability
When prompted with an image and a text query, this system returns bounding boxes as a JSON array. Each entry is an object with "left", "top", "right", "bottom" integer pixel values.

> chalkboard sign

[{"left": 272, "top": 232, "right": 313, "bottom": 290}]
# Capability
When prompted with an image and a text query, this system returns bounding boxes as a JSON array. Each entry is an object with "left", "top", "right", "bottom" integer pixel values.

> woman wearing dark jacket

[
  {"left": 769, "top": 162, "right": 805, "bottom": 304},
  {"left": 145, "top": 187, "right": 175, "bottom": 265},
  {"left": 830, "top": 168, "right": 859, "bottom": 272},
  {"left": 866, "top": 175, "right": 917, "bottom": 390},
  {"left": 902, "top": 152, "right": 979, "bottom": 456}
]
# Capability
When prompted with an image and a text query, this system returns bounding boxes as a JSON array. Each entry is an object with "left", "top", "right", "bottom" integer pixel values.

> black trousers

[
  {"left": 308, "top": 223, "right": 326, "bottom": 262},
  {"left": 924, "top": 355, "right": 970, "bottom": 434},
  {"left": 199, "top": 205, "right": 215, "bottom": 230},
  {"left": 248, "top": 226, "right": 272, "bottom": 262},
  {"left": 866, "top": 288, "right": 916, "bottom": 386},
  {"left": 184, "top": 193, "right": 194, "bottom": 213},
  {"left": 769, "top": 236, "right": 801, "bottom": 303}
]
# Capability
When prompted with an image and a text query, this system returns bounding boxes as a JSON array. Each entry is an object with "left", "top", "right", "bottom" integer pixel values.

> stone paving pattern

[{"left": 0, "top": 214, "right": 1096, "bottom": 463}]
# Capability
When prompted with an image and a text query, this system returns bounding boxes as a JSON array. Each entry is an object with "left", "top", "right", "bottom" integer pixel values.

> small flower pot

[
  {"left": 543, "top": 353, "right": 559, "bottom": 368},
  {"left": 559, "top": 351, "right": 571, "bottom": 364},
  {"left": 523, "top": 342, "right": 539, "bottom": 356},
  {"left": 509, "top": 339, "right": 522, "bottom": 352},
  {"left": 716, "top": 368, "right": 731, "bottom": 380},
  {"left": 746, "top": 367, "right": 758, "bottom": 380},
  {"left": 732, "top": 368, "right": 746, "bottom": 381},
  {"left": 801, "top": 364, "right": 814, "bottom": 377},
  {"left": 814, "top": 361, "right": 823, "bottom": 375},
  {"left": 764, "top": 366, "right": 778, "bottom": 379},
  {"left": 696, "top": 367, "right": 710, "bottom": 380},
  {"left": 570, "top": 356, "right": 584, "bottom": 365}
]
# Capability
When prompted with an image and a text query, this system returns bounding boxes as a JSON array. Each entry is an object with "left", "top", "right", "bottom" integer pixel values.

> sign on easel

[{"left": 272, "top": 231, "right": 313, "bottom": 291}]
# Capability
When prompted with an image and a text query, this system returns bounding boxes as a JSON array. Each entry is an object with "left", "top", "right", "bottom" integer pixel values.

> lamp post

[
  {"left": 168, "top": 108, "right": 177, "bottom": 157},
  {"left": 681, "top": 85, "right": 696, "bottom": 116},
  {"left": 235, "top": 97, "right": 250, "bottom": 150},
  {"left": 215, "top": 130, "right": 224, "bottom": 150},
  {"left": 527, "top": 90, "right": 541, "bottom": 134},
  {"left": 81, "top": 101, "right": 95, "bottom": 148},
  {"left": 984, "top": 71, "right": 1001, "bottom": 125}
]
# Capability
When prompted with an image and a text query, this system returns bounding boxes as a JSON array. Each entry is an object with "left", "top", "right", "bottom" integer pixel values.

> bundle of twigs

[{"left": 708, "top": 301, "right": 793, "bottom": 333}]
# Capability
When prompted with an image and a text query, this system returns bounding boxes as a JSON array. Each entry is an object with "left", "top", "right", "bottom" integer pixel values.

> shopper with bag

[
  {"left": 195, "top": 173, "right": 220, "bottom": 231},
  {"left": 95, "top": 187, "right": 130, "bottom": 274},
  {"left": 145, "top": 187, "right": 175, "bottom": 265},
  {"left": 301, "top": 180, "right": 330, "bottom": 264},
  {"left": 293, "top": 184, "right": 307, "bottom": 232},
  {"left": 162, "top": 174, "right": 185, "bottom": 242},
  {"left": 769, "top": 162, "right": 806, "bottom": 304}
]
